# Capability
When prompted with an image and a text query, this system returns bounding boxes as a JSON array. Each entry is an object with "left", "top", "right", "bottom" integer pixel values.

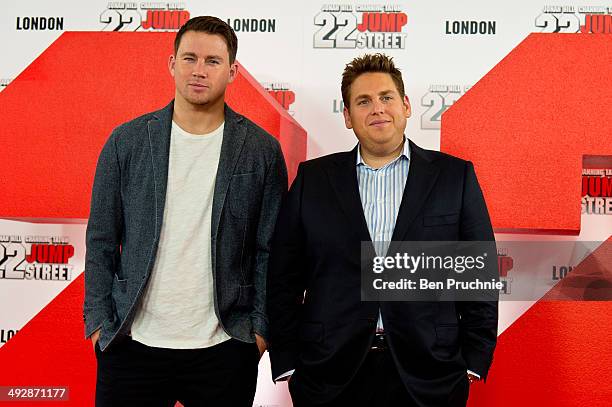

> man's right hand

[{"left": 90, "top": 329, "right": 101, "bottom": 350}]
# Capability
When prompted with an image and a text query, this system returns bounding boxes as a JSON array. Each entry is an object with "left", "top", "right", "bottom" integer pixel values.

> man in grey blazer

[{"left": 84, "top": 16, "right": 287, "bottom": 406}]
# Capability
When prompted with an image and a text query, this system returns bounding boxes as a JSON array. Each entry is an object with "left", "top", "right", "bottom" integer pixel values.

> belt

[{"left": 370, "top": 333, "right": 388, "bottom": 352}]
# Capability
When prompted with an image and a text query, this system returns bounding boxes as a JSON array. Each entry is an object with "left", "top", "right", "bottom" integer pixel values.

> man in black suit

[{"left": 267, "top": 54, "right": 497, "bottom": 406}]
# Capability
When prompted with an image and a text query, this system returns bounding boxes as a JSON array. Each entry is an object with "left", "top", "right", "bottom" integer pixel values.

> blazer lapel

[
  {"left": 211, "top": 105, "right": 247, "bottom": 239},
  {"left": 326, "top": 146, "right": 372, "bottom": 243},
  {"left": 147, "top": 101, "right": 173, "bottom": 241},
  {"left": 390, "top": 140, "right": 440, "bottom": 243}
]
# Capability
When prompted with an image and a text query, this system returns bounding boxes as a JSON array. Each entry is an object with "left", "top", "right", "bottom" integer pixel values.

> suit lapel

[
  {"left": 390, "top": 140, "right": 440, "bottom": 243},
  {"left": 326, "top": 146, "right": 372, "bottom": 243},
  {"left": 147, "top": 101, "right": 173, "bottom": 241},
  {"left": 211, "top": 105, "right": 247, "bottom": 239}
]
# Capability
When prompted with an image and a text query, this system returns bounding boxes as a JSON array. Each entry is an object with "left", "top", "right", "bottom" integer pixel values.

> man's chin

[
  {"left": 185, "top": 93, "right": 226, "bottom": 108},
  {"left": 185, "top": 97, "right": 210, "bottom": 106},
  {"left": 360, "top": 136, "right": 404, "bottom": 155},
  {"left": 364, "top": 132, "right": 398, "bottom": 146}
]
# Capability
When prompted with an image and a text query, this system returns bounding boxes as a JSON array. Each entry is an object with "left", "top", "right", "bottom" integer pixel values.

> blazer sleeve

[
  {"left": 267, "top": 162, "right": 308, "bottom": 380},
  {"left": 457, "top": 161, "right": 499, "bottom": 380},
  {"left": 83, "top": 131, "right": 123, "bottom": 339},
  {"left": 250, "top": 139, "right": 288, "bottom": 341}
]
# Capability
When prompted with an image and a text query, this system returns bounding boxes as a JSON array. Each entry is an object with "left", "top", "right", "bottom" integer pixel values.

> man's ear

[
  {"left": 168, "top": 54, "right": 176, "bottom": 78},
  {"left": 343, "top": 106, "right": 353, "bottom": 129},
  {"left": 403, "top": 95, "right": 411, "bottom": 118},
  {"left": 228, "top": 62, "right": 239, "bottom": 84}
]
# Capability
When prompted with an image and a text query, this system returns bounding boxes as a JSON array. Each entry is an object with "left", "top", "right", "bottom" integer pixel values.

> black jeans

[{"left": 95, "top": 337, "right": 259, "bottom": 407}]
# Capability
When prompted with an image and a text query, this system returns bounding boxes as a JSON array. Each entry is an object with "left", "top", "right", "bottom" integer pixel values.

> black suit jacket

[{"left": 267, "top": 140, "right": 497, "bottom": 406}]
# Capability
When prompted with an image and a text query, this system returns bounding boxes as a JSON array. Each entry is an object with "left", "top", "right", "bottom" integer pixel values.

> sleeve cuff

[
  {"left": 251, "top": 314, "right": 269, "bottom": 342},
  {"left": 275, "top": 369, "right": 295, "bottom": 382}
]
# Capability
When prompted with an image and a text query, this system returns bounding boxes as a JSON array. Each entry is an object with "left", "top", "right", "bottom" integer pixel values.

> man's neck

[
  {"left": 172, "top": 96, "right": 225, "bottom": 135},
  {"left": 360, "top": 139, "right": 405, "bottom": 169}
]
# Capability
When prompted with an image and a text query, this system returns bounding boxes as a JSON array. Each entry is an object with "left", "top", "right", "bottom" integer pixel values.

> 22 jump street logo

[
  {"left": 420, "top": 84, "right": 471, "bottom": 130},
  {"left": 261, "top": 82, "right": 296, "bottom": 115},
  {"left": 101, "top": 2, "right": 190, "bottom": 31},
  {"left": 313, "top": 4, "right": 407, "bottom": 49},
  {"left": 535, "top": 5, "right": 612, "bottom": 33},
  {"left": 582, "top": 168, "right": 612, "bottom": 215},
  {"left": 0, "top": 236, "right": 74, "bottom": 281}
]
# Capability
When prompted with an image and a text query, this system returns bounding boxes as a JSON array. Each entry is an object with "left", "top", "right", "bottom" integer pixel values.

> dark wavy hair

[{"left": 174, "top": 16, "right": 238, "bottom": 63}]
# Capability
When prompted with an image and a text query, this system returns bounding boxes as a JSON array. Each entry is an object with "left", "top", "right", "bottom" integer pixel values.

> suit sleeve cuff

[
  {"left": 84, "top": 319, "right": 105, "bottom": 340},
  {"left": 251, "top": 313, "right": 269, "bottom": 342},
  {"left": 463, "top": 350, "right": 492, "bottom": 381},
  {"left": 83, "top": 306, "right": 112, "bottom": 339},
  {"left": 275, "top": 369, "right": 295, "bottom": 382}
]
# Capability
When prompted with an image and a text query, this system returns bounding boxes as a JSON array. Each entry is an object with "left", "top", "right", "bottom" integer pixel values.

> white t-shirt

[{"left": 131, "top": 120, "right": 231, "bottom": 349}]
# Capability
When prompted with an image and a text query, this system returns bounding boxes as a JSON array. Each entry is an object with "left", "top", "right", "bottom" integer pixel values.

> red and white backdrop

[{"left": 1, "top": 0, "right": 611, "bottom": 406}]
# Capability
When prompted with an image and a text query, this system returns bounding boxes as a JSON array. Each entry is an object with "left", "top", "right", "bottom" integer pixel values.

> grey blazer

[{"left": 83, "top": 101, "right": 288, "bottom": 351}]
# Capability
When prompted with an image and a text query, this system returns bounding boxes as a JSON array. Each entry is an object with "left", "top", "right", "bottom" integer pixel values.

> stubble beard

[{"left": 183, "top": 86, "right": 226, "bottom": 108}]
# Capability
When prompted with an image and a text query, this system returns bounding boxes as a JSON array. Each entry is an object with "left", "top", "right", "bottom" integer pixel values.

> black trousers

[
  {"left": 290, "top": 349, "right": 470, "bottom": 407},
  {"left": 95, "top": 337, "right": 259, "bottom": 407}
]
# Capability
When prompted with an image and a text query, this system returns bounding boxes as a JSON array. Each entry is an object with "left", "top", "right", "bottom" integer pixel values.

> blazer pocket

[
  {"left": 435, "top": 324, "right": 459, "bottom": 347},
  {"left": 228, "top": 173, "right": 261, "bottom": 219},
  {"left": 423, "top": 213, "right": 459, "bottom": 227},
  {"left": 298, "top": 322, "right": 324, "bottom": 343},
  {"left": 235, "top": 284, "right": 254, "bottom": 309}
]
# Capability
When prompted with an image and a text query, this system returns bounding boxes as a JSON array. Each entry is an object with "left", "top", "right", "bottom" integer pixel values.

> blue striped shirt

[
  {"left": 356, "top": 139, "right": 411, "bottom": 253},
  {"left": 356, "top": 139, "right": 410, "bottom": 332}
]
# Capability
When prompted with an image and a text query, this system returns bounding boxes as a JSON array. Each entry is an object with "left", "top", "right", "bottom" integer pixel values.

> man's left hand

[{"left": 255, "top": 334, "right": 267, "bottom": 359}]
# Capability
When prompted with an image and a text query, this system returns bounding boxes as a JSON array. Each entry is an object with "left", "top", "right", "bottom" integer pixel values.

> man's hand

[
  {"left": 255, "top": 334, "right": 267, "bottom": 359},
  {"left": 90, "top": 329, "right": 101, "bottom": 350},
  {"left": 467, "top": 372, "right": 481, "bottom": 384}
]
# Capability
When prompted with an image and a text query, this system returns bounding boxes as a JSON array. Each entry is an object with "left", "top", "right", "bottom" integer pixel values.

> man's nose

[
  {"left": 371, "top": 99, "right": 385, "bottom": 114},
  {"left": 192, "top": 61, "right": 208, "bottom": 78}
]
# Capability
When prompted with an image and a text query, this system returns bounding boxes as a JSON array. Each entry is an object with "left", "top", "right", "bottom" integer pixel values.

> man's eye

[
  {"left": 184, "top": 57, "right": 195, "bottom": 62},
  {"left": 357, "top": 100, "right": 369, "bottom": 105},
  {"left": 208, "top": 60, "right": 220, "bottom": 65},
  {"left": 382, "top": 96, "right": 392, "bottom": 101}
]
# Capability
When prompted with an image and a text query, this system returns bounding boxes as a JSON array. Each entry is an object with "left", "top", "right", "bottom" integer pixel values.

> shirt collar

[{"left": 356, "top": 137, "right": 411, "bottom": 168}]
